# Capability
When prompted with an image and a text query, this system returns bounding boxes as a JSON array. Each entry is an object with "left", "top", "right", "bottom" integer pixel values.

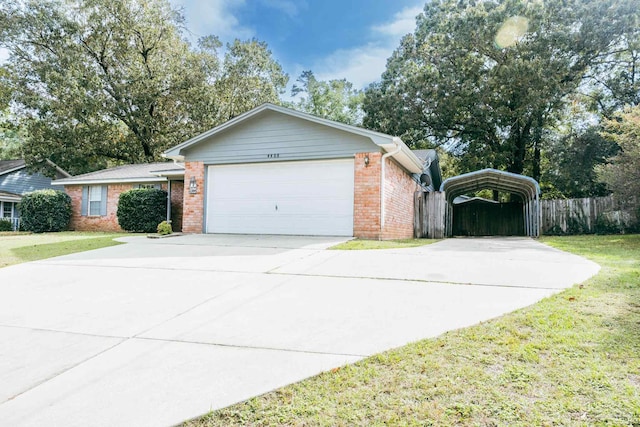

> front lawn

[
  {"left": 329, "top": 238, "right": 438, "bottom": 250},
  {"left": 0, "top": 232, "right": 124, "bottom": 268},
  {"left": 186, "top": 234, "right": 640, "bottom": 426}
]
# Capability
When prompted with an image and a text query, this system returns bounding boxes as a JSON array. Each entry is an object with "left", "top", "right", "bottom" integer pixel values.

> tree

[
  {"left": 597, "top": 106, "right": 640, "bottom": 200},
  {"left": 0, "top": 0, "right": 287, "bottom": 174},
  {"left": 363, "top": 0, "right": 639, "bottom": 181},
  {"left": 0, "top": 110, "right": 24, "bottom": 160},
  {"left": 288, "top": 70, "right": 364, "bottom": 125},
  {"left": 213, "top": 39, "right": 288, "bottom": 123}
]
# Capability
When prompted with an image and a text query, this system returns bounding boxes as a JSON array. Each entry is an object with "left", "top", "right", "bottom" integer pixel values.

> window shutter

[
  {"left": 100, "top": 186, "right": 108, "bottom": 216},
  {"left": 81, "top": 186, "right": 88, "bottom": 216}
]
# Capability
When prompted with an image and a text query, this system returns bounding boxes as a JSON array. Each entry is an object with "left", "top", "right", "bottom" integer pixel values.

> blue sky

[
  {"left": 169, "top": 0, "right": 425, "bottom": 91},
  {"left": 0, "top": 1, "right": 425, "bottom": 93}
]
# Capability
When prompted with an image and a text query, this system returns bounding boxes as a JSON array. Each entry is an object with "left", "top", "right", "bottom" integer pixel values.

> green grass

[
  {"left": 329, "top": 238, "right": 439, "bottom": 250},
  {"left": 0, "top": 231, "right": 125, "bottom": 268},
  {"left": 185, "top": 234, "right": 640, "bottom": 427}
]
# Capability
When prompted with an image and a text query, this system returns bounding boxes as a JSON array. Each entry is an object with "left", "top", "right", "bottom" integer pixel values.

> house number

[{"left": 267, "top": 153, "right": 280, "bottom": 158}]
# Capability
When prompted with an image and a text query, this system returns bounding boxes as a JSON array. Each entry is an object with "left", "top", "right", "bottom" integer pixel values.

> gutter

[{"left": 380, "top": 138, "right": 402, "bottom": 229}]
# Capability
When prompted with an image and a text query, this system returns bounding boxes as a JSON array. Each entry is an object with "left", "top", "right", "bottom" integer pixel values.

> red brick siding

[
  {"left": 182, "top": 162, "right": 205, "bottom": 233},
  {"left": 353, "top": 152, "right": 382, "bottom": 239},
  {"left": 170, "top": 180, "right": 184, "bottom": 232},
  {"left": 381, "top": 157, "right": 418, "bottom": 239},
  {"left": 353, "top": 152, "right": 417, "bottom": 240},
  {"left": 65, "top": 182, "right": 176, "bottom": 232}
]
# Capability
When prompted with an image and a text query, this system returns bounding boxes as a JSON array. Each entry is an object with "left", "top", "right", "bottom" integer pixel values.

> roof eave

[{"left": 52, "top": 177, "right": 167, "bottom": 186}]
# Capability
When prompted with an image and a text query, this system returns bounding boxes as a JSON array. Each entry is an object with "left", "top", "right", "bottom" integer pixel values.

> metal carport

[{"left": 440, "top": 168, "right": 541, "bottom": 237}]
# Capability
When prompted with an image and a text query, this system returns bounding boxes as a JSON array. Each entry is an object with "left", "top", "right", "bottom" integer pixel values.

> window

[
  {"left": 2, "top": 202, "right": 13, "bottom": 218},
  {"left": 88, "top": 186, "right": 103, "bottom": 216}
]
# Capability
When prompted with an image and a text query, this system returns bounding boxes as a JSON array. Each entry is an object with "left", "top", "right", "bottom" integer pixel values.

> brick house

[
  {"left": 52, "top": 163, "right": 185, "bottom": 232},
  {"left": 55, "top": 103, "right": 438, "bottom": 239},
  {"left": 163, "top": 103, "right": 430, "bottom": 240}
]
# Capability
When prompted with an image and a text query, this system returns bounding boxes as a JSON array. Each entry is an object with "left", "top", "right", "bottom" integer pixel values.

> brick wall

[
  {"left": 66, "top": 182, "right": 177, "bottom": 232},
  {"left": 170, "top": 180, "right": 184, "bottom": 232},
  {"left": 353, "top": 152, "right": 382, "bottom": 239},
  {"left": 182, "top": 162, "right": 205, "bottom": 233},
  {"left": 353, "top": 152, "right": 418, "bottom": 240},
  {"left": 381, "top": 157, "right": 418, "bottom": 239}
]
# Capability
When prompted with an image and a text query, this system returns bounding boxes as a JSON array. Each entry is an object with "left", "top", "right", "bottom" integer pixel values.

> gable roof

[
  {"left": 0, "top": 159, "right": 26, "bottom": 176},
  {"left": 163, "top": 103, "right": 423, "bottom": 173},
  {"left": 52, "top": 162, "right": 182, "bottom": 186}
]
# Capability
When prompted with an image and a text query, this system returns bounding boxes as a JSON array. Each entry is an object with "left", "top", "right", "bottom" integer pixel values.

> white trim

[
  {"left": 0, "top": 195, "right": 22, "bottom": 203},
  {"left": 0, "top": 165, "right": 25, "bottom": 177},
  {"left": 52, "top": 177, "right": 167, "bottom": 186}
]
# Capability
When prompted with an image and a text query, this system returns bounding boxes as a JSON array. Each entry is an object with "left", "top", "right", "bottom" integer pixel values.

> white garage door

[{"left": 206, "top": 159, "right": 354, "bottom": 236}]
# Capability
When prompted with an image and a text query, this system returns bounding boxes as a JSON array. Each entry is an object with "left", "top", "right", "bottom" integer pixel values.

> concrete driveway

[{"left": 0, "top": 235, "right": 599, "bottom": 426}]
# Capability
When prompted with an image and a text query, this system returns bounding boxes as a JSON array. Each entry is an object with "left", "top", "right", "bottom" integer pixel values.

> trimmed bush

[
  {"left": 19, "top": 190, "right": 72, "bottom": 233},
  {"left": 0, "top": 219, "right": 13, "bottom": 232},
  {"left": 117, "top": 188, "right": 167, "bottom": 233},
  {"left": 157, "top": 220, "right": 172, "bottom": 235}
]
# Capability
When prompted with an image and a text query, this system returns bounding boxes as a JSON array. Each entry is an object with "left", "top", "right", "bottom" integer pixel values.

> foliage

[
  {"left": 156, "top": 220, "right": 172, "bottom": 235},
  {"left": 212, "top": 39, "right": 288, "bottom": 123},
  {"left": 0, "top": 219, "right": 13, "bottom": 232},
  {"left": 597, "top": 105, "right": 640, "bottom": 200},
  {"left": 594, "top": 214, "right": 625, "bottom": 235},
  {"left": 0, "top": 0, "right": 287, "bottom": 175},
  {"left": 185, "top": 235, "right": 640, "bottom": 426},
  {"left": 18, "top": 189, "right": 71, "bottom": 233},
  {"left": 0, "top": 232, "right": 123, "bottom": 268},
  {"left": 543, "top": 126, "right": 619, "bottom": 198},
  {"left": 0, "top": 109, "right": 24, "bottom": 160},
  {"left": 287, "top": 70, "right": 364, "bottom": 125},
  {"left": 363, "top": 0, "right": 639, "bottom": 180},
  {"left": 117, "top": 188, "right": 167, "bottom": 233}
]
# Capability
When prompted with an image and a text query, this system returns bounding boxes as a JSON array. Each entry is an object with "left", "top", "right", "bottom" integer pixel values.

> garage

[
  {"left": 206, "top": 159, "right": 354, "bottom": 236},
  {"left": 164, "top": 103, "right": 425, "bottom": 239}
]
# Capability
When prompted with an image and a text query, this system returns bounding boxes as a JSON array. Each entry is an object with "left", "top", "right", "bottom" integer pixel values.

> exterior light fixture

[
  {"left": 189, "top": 176, "right": 198, "bottom": 194},
  {"left": 364, "top": 155, "right": 370, "bottom": 167}
]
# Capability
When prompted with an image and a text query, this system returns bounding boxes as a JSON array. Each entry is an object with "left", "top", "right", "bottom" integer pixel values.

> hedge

[
  {"left": 19, "top": 189, "right": 72, "bottom": 233},
  {"left": 117, "top": 188, "right": 167, "bottom": 233}
]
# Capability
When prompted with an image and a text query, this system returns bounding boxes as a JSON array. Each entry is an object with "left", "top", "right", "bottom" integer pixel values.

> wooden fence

[
  {"left": 540, "top": 195, "right": 638, "bottom": 234},
  {"left": 415, "top": 192, "right": 638, "bottom": 238},
  {"left": 414, "top": 191, "right": 446, "bottom": 238}
]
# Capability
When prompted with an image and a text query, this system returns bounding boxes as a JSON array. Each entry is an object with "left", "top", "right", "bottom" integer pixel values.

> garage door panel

[{"left": 206, "top": 159, "right": 354, "bottom": 236}]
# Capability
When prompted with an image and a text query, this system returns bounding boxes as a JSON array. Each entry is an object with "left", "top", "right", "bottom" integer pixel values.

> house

[
  {"left": 55, "top": 103, "right": 437, "bottom": 239},
  {"left": 52, "top": 163, "right": 185, "bottom": 232},
  {"left": 0, "top": 159, "right": 70, "bottom": 230},
  {"left": 163, "top": 103, "right": 426, "bottom": 239}
]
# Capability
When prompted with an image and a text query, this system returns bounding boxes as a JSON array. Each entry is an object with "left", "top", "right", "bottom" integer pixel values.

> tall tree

[
  {"left": 597, "top": 106, "right": 640, "bottom": 200},
  {"left": 0, "top": 0, "right": 287, "bottom": 174},
  {"left": 363, "top": 0, "right": 639, "bottom": 180},
  {"left": 288, "top": 70, "right": 364, "bottom": 125}
]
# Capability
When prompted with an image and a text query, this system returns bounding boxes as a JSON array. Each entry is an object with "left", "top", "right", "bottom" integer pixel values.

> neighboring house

[
  {"left": 162, "top": 103, "right": 427, "bottom": 239},
  {"left": 52, "top": 163, "right": 185, "bottom": 232},
  {"left": 0, "top": 159, "right": 70, "bottom": 230}
]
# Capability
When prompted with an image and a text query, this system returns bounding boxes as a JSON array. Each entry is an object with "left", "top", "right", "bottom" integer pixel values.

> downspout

[{"left": 380, "top": 138, "right": 402, "bottom": 231}]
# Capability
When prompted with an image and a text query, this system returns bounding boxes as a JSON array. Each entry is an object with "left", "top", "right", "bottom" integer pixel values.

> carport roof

[
  {"left": 162, "top": 103, "right": 423, "bottom": 174},
  {"left": 440, "top": 168, "right": 540, "bottom": 203}
]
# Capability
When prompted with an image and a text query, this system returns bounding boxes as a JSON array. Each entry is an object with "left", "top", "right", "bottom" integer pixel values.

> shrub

[
  {"left": 19, "top": 190, "right": 72, "bottom": 233},
  {"left": 0, "top": 219, "right": 13, "bottom": 232},
  {"left": 157, "top": 220, "right": 172, "bottom": 235},
  {"left": 594, "top": 213, "right": 624, "bottom": 235},
  {"left": 117, "top": 188, "right": 167, "bottom": 233}
]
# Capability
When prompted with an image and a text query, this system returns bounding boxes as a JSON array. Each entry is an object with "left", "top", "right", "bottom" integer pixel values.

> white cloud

[
  {"left": 171, "top": 0, "right": 254, "bottom": 43},
  {"left": 372, "top": 6, "right": 423, "bottom": 37},
  {"left": 309, "top": 4, "right": 422, "bottom": 89},
  {"left": 259, "top": 0, "right": 305, "bottom": 18},
  {"left": 0, "top": 48, "right": 9, "bottom": 64}
]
